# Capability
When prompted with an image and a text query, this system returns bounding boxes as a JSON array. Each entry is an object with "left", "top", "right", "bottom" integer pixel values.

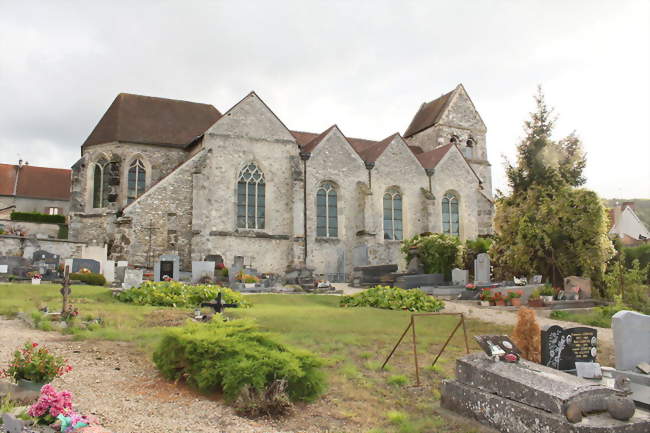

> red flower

[{"left": 32, "top": 343, "right": 39, "bottom": 348}]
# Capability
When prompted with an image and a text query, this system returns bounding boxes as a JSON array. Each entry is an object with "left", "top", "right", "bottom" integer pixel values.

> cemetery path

[
  {"left": 442, "top": 301, "right": 615, "bottom": 365},
  {"left": 0, "top": 317, "right": 293, "bottom": 433}
]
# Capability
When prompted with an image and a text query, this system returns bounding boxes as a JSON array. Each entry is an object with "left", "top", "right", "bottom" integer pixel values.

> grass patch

[{"left": 387, "top": 374, "right": 409, "bottom": 386}]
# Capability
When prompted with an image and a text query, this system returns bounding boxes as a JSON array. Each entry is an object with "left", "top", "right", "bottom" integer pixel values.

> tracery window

[
  {"left": 237, "top": 163, "right": 265, "bottom": 229},
  {"left": 316, "top": 182, "right": 338, "bottom": 237},
  {"left": 442, "top": 192, "right": 460, "bottom": 237},
  {"left": 92, "top": 158, "right": 109, "bottom": 208},
  {"left": 383, "top": 188, "right": 403, "bottom": 240},
  {"left": 127, "top": 159, "right": 146, "bottom": 204}
]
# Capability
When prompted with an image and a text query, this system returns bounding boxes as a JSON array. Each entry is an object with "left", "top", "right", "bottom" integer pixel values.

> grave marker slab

[
  {"left": 612, "top": 310, "right": 650, "bottom": 371},
  {"left": 474, "top": 253, "right": 490, "bottom": 284},
  {"left": 192, "top": 261, "right": 215, "bottom": 283},
  {"left": 154, "top": 254, "right": 179, "bottom": 281},
  {"left": 541, "top": 324, "right": 598, "bottom": 370},
  {"left": 122, "top": 269, "right": 143, "bottom": 290},
  {"left": 115, "top": 266, "right": 127, "bottom": 283},
  {"left": 71, "top": 258, "right": 100, "bottom": 274},
  {"left": 0, "top": 264, "right": 7, "bottom": 273},
  {"left": 451, "top": 268, "right": 469, "bottom": 286},
  {"left": 104, "top": 260, "right": 115, "bottom": 283}
]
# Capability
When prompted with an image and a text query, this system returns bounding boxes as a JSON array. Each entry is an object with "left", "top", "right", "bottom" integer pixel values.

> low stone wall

[
  {"left": 0, "top": 218, "right": 62, "bottom": 239},
  {"left": 0, "top": 235, "right": 84, "bottom": 260}
]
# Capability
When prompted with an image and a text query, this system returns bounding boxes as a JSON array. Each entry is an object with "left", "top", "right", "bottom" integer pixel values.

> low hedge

[
  {"left": 69, "top": 272, "right": 106, "bottom": 286},
  {"left": 340, "top": 285, "right": 445, "bottom": 312},
  {"left": 116, "top": 281, "right": 250, "bottom": 308},
  {"left": 10, "top": 212, "right": 65, "bottom": 224},
  {"left": 153, "top": 317, "right": 326, "bottom": 402}
]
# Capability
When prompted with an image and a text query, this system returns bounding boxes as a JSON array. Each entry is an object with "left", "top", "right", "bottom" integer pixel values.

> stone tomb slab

[
  {"left": 192, "top": 261, "right": 215, "bottom": 283},
  {"left": 442, "top": 378, "right": 650, "bottom": 433},
  {"left": 393, "top": 273, "right": 443, "bottom": 290},
  {"left": 453, "top": 352, "right": 614, "bottom": 415},
  {"left": 612, "top": 310, "right": 650, "bottom": 372},
  {"left": 451, "top": 268, "right": 468, "bottom": 286},
  {"left": 122, "top": 269, "right": 143, "bottom": 289},
  {"left": 542, "top": 324, "right": 598, "bottom": 370},
  {"left": 474, "top": 252, "right": 490, "bottom": 284},
  {"left": 154, "top": 254, "right": 180, "bottom": 281}
]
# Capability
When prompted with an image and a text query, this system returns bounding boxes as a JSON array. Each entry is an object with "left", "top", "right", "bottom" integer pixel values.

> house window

[
  {"left": 237, "top": 163, "right": 265, "bottom": 229},
  {"left": 316, "top": 182, "right": 338, "bottom": 237},
  {"left": 46, "top": 207, "right": 60, "bottom": 215},
  {"left": 92, "top": 158, "right": 109, "bottom": 208},
  {"left": 127, "top": 159, "right": 146, "bottom": 204},
  {"left": 383, "top": 188, "right": 403, "bottom": 240},
  {"left": 442, "top": 192, "right": 459, "bottom": 236}
]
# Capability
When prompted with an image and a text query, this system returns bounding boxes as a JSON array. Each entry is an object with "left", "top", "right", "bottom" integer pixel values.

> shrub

[
  {"left": 234, "top": 379, "right": 293, "bottom": 418},
  {"left": 10, "top": 211, "right": 65, "bottom": 224},
  {"left": 511, "top": 308, "right": 541, "bottom": 362},
  {"left": 339, "top": 286, "right": 444, "bottom": 312},
  {"left": 401, "top": 233, "right": 462, "bottom": 280},
  {"left": 623, "top": 244, "right": 650, "bottom": 274},
  {"left": 69, "top": 272, "right": 106, "bottom": 286},
  {"left": 152, "top": 317, "right": 326, "bottom": 403},
  {"left": 57, "top": 224, "right": 68, "bottom": 240},
  {"left": 117, "top": 281, "right": 250, "bottom": 308},
  {"left": 1, "top": 342, "right": 72, "bottom": 383},
  {"left": 462, "top": 237, "right": 493, "bottom": 275}
]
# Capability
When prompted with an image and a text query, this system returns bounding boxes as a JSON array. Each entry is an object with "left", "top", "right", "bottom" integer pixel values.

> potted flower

[
  {"left": 507, "top": 290, "right": 523, "bottom": 307},
  {"left": 479, "top": 289, "right": 491, "bottom": 307},
  {"left": 539, "top": 285, "right": 555, "bottom": 304},
  {"left": 28, "top": 272, "right": 43, "bottom": 285},
  {"left": 528, "top": 289, "right": 544, "bottom": 308},
  {"left": 493, "top": 291, "right": 506, "bottom": 306},
  {"left": 1, "top": 342, "right": 72, "bottom": 391}
]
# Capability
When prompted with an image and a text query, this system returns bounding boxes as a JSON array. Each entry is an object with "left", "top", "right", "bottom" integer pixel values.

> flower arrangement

[
  {"left": 491, "top": 291, "right": 505, "bottom": 305},
  {"left": 507, "top": 290, "right": 523, "bottom": 299},
  {"left": 465, "top": 283, "right": 476, "bottom": 290},
  {"left": 163, "top": 275, "right": 173, "bottom": 282},
  {"left": 236, "top": 272, "right": 260, "bottom": 284},
  {"left": 28, "top": 272, "right": 43, "bottom": 280},
  {"left": 78, "top": 268, "right": 92, "bottom": 274},
  {"left": 479, "top": 288, "right": 492, "bottom": 301},
  {"left": 1, "top": 342, "right": 72, "bottom": 384},
  {"left": 28, "top": 384, "right": 90, "bottom": 431}
]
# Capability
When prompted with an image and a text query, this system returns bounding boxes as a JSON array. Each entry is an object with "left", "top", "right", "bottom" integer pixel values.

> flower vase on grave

[
  {"left": 510, "top": 298, "right": 522, "bottom": 307},
  {"left": 31, "top": 278, "right": 41, "bottom": 285}
]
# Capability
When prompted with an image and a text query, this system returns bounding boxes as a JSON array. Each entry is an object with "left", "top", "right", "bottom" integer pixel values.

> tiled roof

[
  {"left": 83, "top": 93, "right": 222, "bottom": 149},
  {"left": 416, "top": 144, "right": 454, "bottom": 169},
  {"left": 0, "top": 163, "right": 71, "bottom": 200},
  {"left": 403, "top": 89, "right": 455, "bottom": 138}
]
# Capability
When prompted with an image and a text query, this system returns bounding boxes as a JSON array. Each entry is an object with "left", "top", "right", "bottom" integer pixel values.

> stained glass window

[
  {"left": 383, "top": 188, "right": 403, "bottom": 240},
  {"left": 127, "top": 159, "right": 146, "bottom": 204},
  {"left": 316, "top": 182, "right": 337, "bottom": 237},
  {"left": 442, "top": 192, "right": 459, "bottom": 236},
  {"left": 237, "top": 163, "right": 265, "bottom": 229}
]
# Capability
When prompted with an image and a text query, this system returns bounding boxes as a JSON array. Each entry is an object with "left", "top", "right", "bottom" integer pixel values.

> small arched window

[
  {"left": 92, "top": 158, "right": 109, "bottom": 208},
  {"left": 442, "top": 192, "right": 459, "bottom": 237},
  {"left": 127, "top": 159, "right": 146, "bottom": 204},
  {"left": 450, "top": 135, "right": 459, "bottom": 144},
  {"left": 316, "top": 182, "right": 338, "bottom": 237},
  {"left": 383, "top": 188, "right": 403, "bottom": 240},
  {"left": 237, "top": 163, "right": 265, "bottom": 229},
  {"left": 463, "top": 138, "right": 475, "bottom": 159}
]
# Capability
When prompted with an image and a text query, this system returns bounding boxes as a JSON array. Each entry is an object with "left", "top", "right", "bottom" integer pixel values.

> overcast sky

[{"left": 1, "top": 1, "right": 648, "bottom": 198}]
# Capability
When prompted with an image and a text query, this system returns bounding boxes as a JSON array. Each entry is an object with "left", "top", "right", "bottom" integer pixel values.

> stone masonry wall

[{"left": 0, "top": 235, "right": 84, "bottom": 259}]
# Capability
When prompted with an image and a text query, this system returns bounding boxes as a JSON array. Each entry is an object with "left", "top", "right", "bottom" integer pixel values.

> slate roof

[
  {"left": 82, "top": 93, "right": 222, "bottom": 149},
  {"left": 403, "top": 89, "right": 455, "bottom": 138},
  {"left": 0, "top": 163, "right": 71, "bottom": 200}
]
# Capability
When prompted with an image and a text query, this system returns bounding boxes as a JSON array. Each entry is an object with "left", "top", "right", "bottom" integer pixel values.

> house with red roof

[
  {"left": 0, "top": 161, "right": 71, "bottom": 218},
  {"left": 69, "top": 85, "right": 494, "bottom": 278}
]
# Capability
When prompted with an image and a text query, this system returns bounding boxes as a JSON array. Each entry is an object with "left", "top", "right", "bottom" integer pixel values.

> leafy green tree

[
  {"left": 401, "top": 233, "right": 461, "bottom": 280},
  {"left": 492, "top": 87, "right": 613, "bottom": 290}
]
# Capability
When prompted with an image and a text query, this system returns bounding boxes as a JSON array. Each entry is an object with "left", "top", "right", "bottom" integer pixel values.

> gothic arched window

[
  {"left": 92, "top": 158, "right": 109, "bottom": 208},
  {"left": 237, "top": 163, "right": 265, "bottom": 229},
  {"left": 383, "top": 188, "right": 403, "bottom": 240},
  {"left": 127, "top": 159, "right": 146, "bottom": 204},
  {"left": 316, "top": 182, "right": 338, "bottom": 237},
  {"left": 442, "top": 192, "right": 460, "bottom": 237}
]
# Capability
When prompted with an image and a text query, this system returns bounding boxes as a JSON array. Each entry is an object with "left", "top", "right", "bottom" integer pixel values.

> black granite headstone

[
  {"left": 71, "top": 258, "right": 100, "bottom": 274},
  {"left": 32, "top": 249, "right": 59, "bottom": 264},
  {"left": 541, "top": 325, "right": 597, "bottom": 370}
]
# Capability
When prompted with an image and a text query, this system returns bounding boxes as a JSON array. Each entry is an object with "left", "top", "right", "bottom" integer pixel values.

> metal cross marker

[{"left": 143, "top": 220, "right": 158, "bottom": 268}]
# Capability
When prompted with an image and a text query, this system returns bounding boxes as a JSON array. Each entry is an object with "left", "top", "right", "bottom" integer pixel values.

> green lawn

[{"left": 0, "top": 283, "right": 510, "bottom": 432}]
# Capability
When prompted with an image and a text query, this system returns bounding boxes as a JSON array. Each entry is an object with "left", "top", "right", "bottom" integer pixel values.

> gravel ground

[{"left": 0, "top": 318, "right": 291, "bottom": 433}]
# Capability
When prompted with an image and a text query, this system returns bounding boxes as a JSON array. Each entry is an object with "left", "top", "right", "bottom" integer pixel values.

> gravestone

[
  {"left": 115, "top": 266, "right": 127, "bottom": 283},
  {"left": 474, "top": 253, "right": 490, "bottom": 284},
  {"left": 541, "top": 324, "right": 598, "bottom": 370},
  {"left": 32, "top": 249, "right": 59, "bottom": 264},
  {"left": 71, "top": 258, "right": 100, "bottom": 274},
  {"left": 406, "top": 256, "right": 424, "bottom": 274},
  {"left": 229, "top": 255, "right": 245, "bottom": 284},
  {"left": 117, "top": 260, "right": 128, "bottom": 267},
  {"left": 122, "top": 268, "right": 143, "bottom": 289},
  {"left": 0, "top": 264, "right": 7, "bottom": 273},
  {"left": 564, "top": 276, "right": 592, "bottom": 299},
  {"left": 531, "top": 275, "right": 543, "bottom": 284},
  {"left": 0, "top": 256, "right": 31, "bottom": 277},
  {"left": 104, "top": 260, "right": 115, "bottom": 283},
  {"left": 451, "top": 268, "right": 469, "bottom": 286},
  {"left": 2, "top": 413, "right": 23, "bottom": 433},
  {"left": 192, "top": 261, "right": 215, "bottom": 283},
  {"left": 612, "top": 310, "right": 650, "bottom": 371},
  {"left": 154, "top": 254, "right": 180, "bottom": 281}
]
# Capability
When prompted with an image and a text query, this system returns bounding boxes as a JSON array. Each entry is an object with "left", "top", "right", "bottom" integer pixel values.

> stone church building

[{"left": 69, "top": 84, "right": 494, "bottom": 279}]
